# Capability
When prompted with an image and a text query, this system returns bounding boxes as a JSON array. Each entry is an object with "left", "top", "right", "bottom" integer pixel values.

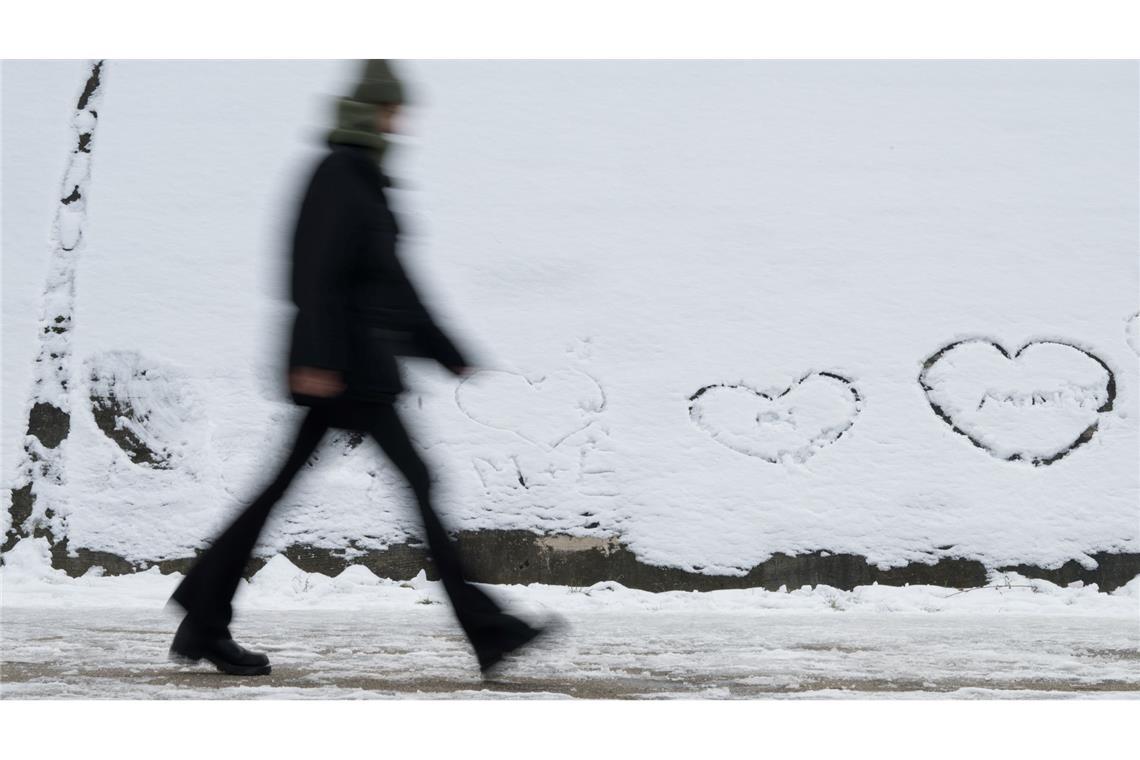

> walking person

[{"left": 169, "top": 60, "right": 553, "bottom": 678}]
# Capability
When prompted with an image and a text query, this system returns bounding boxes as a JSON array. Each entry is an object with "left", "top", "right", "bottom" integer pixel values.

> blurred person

[{"left": 168, "top": 60, "right": 556, "bottom": 678}]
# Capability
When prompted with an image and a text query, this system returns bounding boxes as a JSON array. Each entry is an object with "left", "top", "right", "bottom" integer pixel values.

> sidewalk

[{"left": 4, "top": 604, "right": 1139, "bottom": 699}]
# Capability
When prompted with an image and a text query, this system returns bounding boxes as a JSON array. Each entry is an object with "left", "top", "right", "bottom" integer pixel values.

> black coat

[{"left": 287, "top": 144, "right": 468, "bottom": 406}]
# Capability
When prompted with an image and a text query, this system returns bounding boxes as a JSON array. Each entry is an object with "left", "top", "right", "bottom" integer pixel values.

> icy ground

[{"left": 2, "top": 541, "right": 1138, "bottom": 699}]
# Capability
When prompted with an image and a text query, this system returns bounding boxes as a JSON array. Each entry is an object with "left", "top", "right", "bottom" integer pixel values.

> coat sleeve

[
  {"left": 385, "top": 254, "right": 470, "bottom": 371},
  {"left": 288, "top": 158, "right": 355, "bottom": 372}
]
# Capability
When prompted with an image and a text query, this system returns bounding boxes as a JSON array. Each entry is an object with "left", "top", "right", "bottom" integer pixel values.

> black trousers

[{"left": 170, "top": 398, "right": 535, "bottom": 663}]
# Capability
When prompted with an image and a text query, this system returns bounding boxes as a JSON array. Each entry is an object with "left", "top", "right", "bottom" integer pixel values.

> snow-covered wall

[{"left": 3, "top": 61, "right": 1138, "bottom": 578}]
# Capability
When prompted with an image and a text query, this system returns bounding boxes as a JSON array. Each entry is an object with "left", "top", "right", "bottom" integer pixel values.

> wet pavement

[{"left": 3, "top": 606, "right": 1138, "bottom": 699}]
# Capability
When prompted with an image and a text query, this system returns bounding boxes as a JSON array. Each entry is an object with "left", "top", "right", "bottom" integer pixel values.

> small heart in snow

[
  {"left": 1126, "top": 312, "right": 1139, "bottom": 357},
  {"left": 918, "top": 338, "right": 1115, "bottom": 466},
  {"left": 689, "top": 372, "right": 862, "bottom": 463},
  {"left": 456, "top": 369, "right": 605, "bottom": 449}
]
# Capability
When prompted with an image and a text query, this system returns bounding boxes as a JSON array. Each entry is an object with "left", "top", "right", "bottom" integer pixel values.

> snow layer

[{"left": 3, "top": 61, "right": 1138, "bottom": 574}]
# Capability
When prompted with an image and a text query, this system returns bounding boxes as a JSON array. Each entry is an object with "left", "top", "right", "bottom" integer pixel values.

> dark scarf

[{"left": 326, "top": 98, "right": 387, "bottom": 162}]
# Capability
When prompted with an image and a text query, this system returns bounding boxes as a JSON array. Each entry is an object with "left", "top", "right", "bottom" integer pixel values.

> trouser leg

[
  {"left": 171, "top": 405, "right": 331, "bottom": 637},
  {"left": 363, "top": 403, "right": 536, "bottom": 659}
]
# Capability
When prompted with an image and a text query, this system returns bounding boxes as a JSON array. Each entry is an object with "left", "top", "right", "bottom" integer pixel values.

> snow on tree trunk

[{"left": 3, "top": 61, "right": 105, "bottom": 556}]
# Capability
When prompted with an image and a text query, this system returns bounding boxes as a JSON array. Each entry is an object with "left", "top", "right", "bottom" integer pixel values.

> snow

[
  {"left": 2, "top": 61, "right": 1138, "bottom": 576},
  {"left": 3, "top": 536, "right": 1138, "bottom": 616}
]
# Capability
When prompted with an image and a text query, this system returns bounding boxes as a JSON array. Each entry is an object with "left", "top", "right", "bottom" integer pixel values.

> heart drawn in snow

[
  {"left": 456, "top": 369, "right": 605, "bottom": 449},
  {"left": 918, "top": 339, "right": 1115, "bottom": 466},
  {"left": 689, "top": 372, "right": 862, "bottom": 463}
]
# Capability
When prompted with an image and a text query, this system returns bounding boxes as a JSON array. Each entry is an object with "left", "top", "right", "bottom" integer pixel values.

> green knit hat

[{"left": 350, "top": 59, "right": 406, "bottom": 105}]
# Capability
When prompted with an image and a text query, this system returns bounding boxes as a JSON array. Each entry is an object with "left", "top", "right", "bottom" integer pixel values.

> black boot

[{"left": 169, "top": 616, "right": 271, "bottom": 676}]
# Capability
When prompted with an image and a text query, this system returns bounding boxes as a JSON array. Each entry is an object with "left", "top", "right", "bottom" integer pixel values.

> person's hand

[{"left": 290, "top": 367, "right": 346, "bottom": 397}]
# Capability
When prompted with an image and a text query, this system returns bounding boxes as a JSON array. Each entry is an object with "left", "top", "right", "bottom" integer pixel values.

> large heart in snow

[
  {"left": 919, "top": 339, "right": 1115, "bottom": 466},
  {"left": 689, "top": 372, "right": 862, "bottom": 463},
  {"left": 456, "top": 369, "right": 605, "bottom": 449}
]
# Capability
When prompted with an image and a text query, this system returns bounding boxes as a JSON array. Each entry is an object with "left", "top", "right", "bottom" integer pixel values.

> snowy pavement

[
  {"left": 3, "top": 541, "right": 1138, "bottom": 699},
  {"left": 5, "top": 601, "right": 1140, "bottom": 699},
  {"left": 3, "top": 606, "right": 1139, "bottom": 699}
]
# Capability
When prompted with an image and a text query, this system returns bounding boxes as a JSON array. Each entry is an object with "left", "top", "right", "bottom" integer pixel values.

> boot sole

[{"left": 169, "top": 650, "right": 272, "bottom": 677}]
